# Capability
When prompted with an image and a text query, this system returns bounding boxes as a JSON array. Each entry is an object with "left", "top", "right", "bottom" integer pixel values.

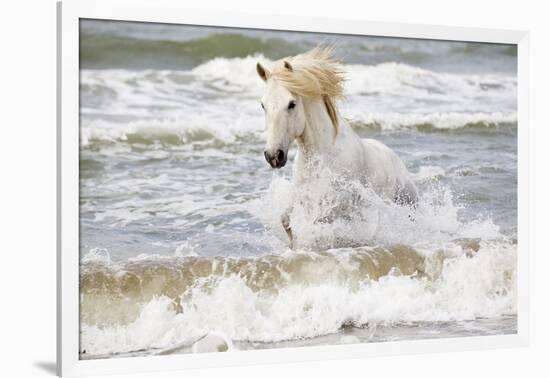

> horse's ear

[
  {"left": 283, "top": 60, "right": 293, "bottom": 71},
  {"left": 256, "top": 62, "right": 270, "bottom": 82}
]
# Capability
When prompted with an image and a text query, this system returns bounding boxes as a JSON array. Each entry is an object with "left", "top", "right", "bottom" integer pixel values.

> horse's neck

[{"left": 296, "top": 98, "right": 339, "bottom": 160}]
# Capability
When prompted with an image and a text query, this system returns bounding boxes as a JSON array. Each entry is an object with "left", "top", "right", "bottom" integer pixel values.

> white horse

[{"left": 256, "top": 47, "right": 418, "bottom": 247}]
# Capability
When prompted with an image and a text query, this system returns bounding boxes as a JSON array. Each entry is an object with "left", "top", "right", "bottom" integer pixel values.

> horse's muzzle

[{"left": 264, "top": 149, "right": 287, "bottom": 169}]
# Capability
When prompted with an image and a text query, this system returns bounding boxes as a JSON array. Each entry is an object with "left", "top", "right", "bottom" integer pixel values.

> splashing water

[{"left": 78, "top": 21, "right": 517, "bottom": 359}]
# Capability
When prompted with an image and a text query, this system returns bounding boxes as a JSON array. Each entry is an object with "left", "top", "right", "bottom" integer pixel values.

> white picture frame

[{"left": 57, "top": 0, "right": 530, "bottom": 376}]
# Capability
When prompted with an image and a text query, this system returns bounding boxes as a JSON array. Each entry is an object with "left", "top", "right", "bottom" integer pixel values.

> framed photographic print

[{"left": 57, "top": 0, "right": 529, "bottom": 376}]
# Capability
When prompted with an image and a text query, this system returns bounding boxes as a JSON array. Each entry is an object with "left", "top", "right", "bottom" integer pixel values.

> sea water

[{"left": 78, "top": 19, "right": 517, "bottom": 359}]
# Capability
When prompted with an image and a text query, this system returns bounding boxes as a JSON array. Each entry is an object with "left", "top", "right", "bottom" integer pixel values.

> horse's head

[{"left": 256, "top": 61, "right": 306, "bottom": 169}]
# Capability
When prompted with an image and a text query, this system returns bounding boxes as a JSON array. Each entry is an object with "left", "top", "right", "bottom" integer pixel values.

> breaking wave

[
  {"left": 79, "top": 169, "right": 516, "bottom": 357},
  {"left": 80, "top": 57, "right": 517, "bottom": 148},
  {"left": 78, "top": 28, "right": 518, "bottom": 358},
  {"left": 80, "top": 240, "right": 516, "bottom": 356}
]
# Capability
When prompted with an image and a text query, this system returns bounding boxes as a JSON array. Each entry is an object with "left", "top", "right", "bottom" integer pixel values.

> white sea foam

[
  {"left": 81, "top": 247, "right": 111, "bottom": 264},
  {"left": 344, "top": 110, "right": 517, "bottom": 130},
  {"left": 79, "top": 54, "right": 517, "bottom": 357},
  {"left": 80, "top": 241, "right": 515, "bottom": 356},
  {"left": 78, "top": 157, "right": 516, "bottom": 356},
  {"left": 412, "top": 165, "right": 446, "bottom": 181},
  {"left": 191, "top": 55, "right": 268, "bottom": 95},
  {"left": 79, "top": 57, "right": 517, "bottom": 148}
]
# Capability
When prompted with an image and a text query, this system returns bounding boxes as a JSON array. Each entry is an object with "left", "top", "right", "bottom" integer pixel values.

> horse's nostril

[{"left": 264, "top": 150, "right": 285, "bottom": 168}]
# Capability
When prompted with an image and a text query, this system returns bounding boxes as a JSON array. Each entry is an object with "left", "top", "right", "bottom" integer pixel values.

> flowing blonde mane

[{"left": 271, "top": 47, "right": 345, "bottom": 132}]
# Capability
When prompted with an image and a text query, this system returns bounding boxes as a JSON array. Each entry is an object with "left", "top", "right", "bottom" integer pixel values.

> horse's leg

[{"left": 281, "top": 211, "right": 293, "bottom": 249}]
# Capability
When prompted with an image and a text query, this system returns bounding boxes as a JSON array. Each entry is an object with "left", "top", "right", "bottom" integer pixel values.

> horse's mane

[{"left": 271, "top": 46, "right": 345, "bottom": 133}]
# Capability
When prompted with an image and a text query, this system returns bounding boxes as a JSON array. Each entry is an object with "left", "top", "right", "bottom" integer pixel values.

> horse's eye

[
  {"left": 288, "top": 100, "right": 296, "bottom": 110},
  {"left": 261, "top": 102, "right": 265, "bottom": 110}
]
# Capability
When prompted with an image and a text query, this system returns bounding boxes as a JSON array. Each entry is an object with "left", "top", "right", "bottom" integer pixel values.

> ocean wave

[
  {"left": 80, "top": 33, "right": 302, "bottom": 70},
  {"left": 80, "top": 165, "right": 516, "bottom": 357},
  {"left": 347, "top": 114, "right": 517, "bottom": 132},
  {"left": 80, "top": 246, "right": 428, "bottom": 325},
  {"left": 345, "top": 61, "right": 516, "bottom": 97},
  {"left": 80, "top": 117, "right": 263, "bottom": 148},
  {"left": 80, "top": 240, "right": 516, "bottom": 356},
  {"left": 80, "top": 113, "right": 516, "bottom": 149},
  {"left": 78, "top": 29, "right": 518, "bottom": 358},
  {"left": 79, "top": 21, "right": 516, "bottom": 72},
  {"left": 80, "top": 57, "right": 517, "bottom": 148}
]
